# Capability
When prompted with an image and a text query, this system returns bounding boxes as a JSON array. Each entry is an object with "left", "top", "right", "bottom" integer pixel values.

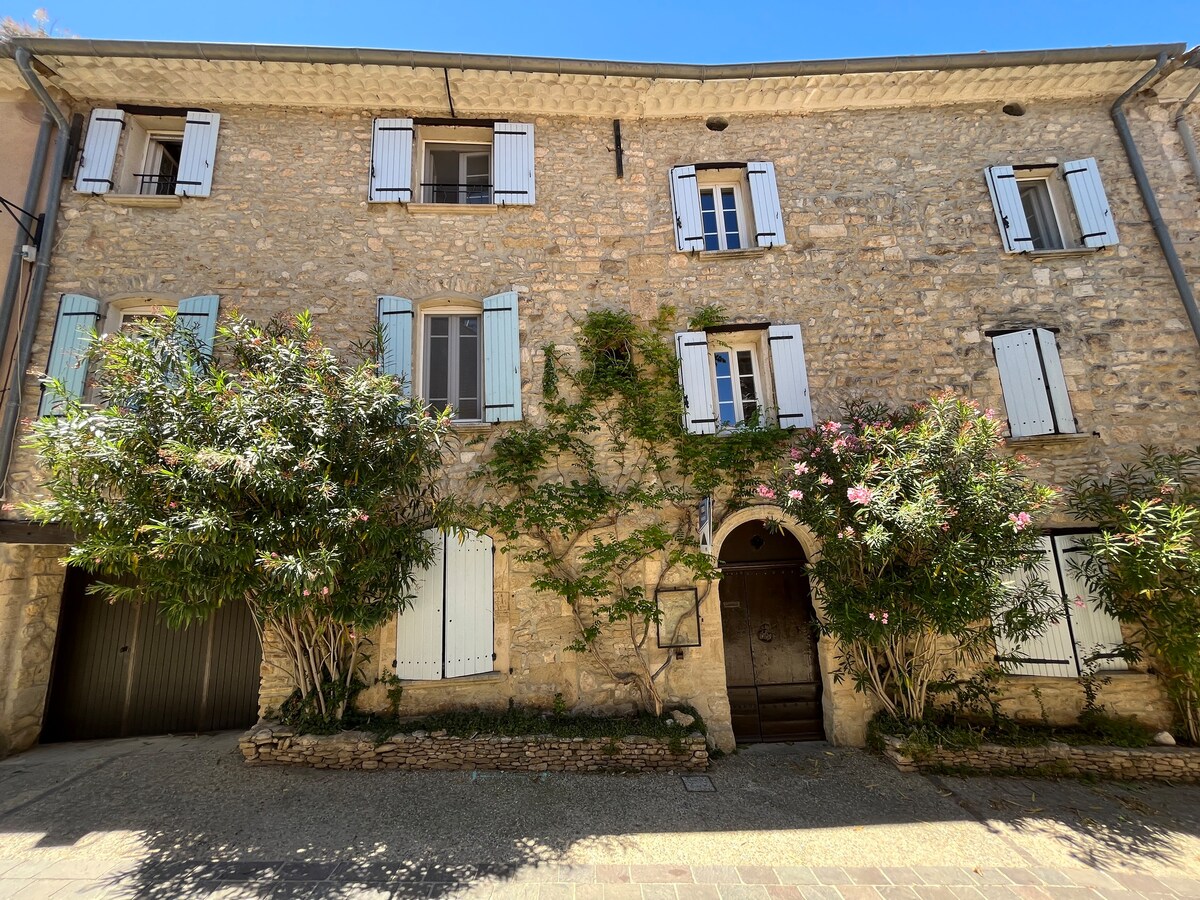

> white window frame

[
  {"left": 138, "top": 131, "right": 186, "bottom": 196},
  {"left": 102, "top": 298, "right": 176, "bottom": 336},
  {"left": 416, "top": 125, "right": 495, "bottom": 206},
  {"left": 1015, "top": 172, "right": 1071, "bottom": 251},
  {"left": 697, "top": 181, "right": 749, "bottom": 252},
  {"left": 708, "top": 331, "right": 770, "bottom": 429},
  {"left": 422, "top": 140, "right": 492, "bottom": 205},
  {"left": 416, "top": 301, "right": 486, "bottom": 422}
]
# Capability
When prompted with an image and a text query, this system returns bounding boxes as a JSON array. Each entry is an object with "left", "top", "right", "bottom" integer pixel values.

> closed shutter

[
  {"left": 39, "top": 294, "right": 101, "bottom": 416},
  {"left": 995, "top": 536, "right": 1078, "bottom": 677},
  {"left": 74, "top": 109, "right": 125, "bottom": 194},
  {"left": 1034, "top": 328, "right": 1076, "bottom": 434},
  {"left": 767, "top": 324, "right": 813, "bottom": 429},
  {"left": 670, "top": 166, "right": 705, "bottom": 252},
  {"left": 176, "top": 295, "right": 220, "bottom": 358},
  {"left": 992, "top": 329, "right": 1054, "bottom": 437},
  {"left": 747, "top": 161, "right": 786, "bottom": 248},
  {"left": 482, "top": 291, "right": 522, "bottom": 422},
  {"left": 1052, "top": 535, "right": 1127, "bottom": 672},
  {"left": 1063, "top": 157, "right": 1119, "bottom": 248},
  {"left": 377, "top": 296, "right": 414, "bottom": 394},
  {"left": 492, "top": 122, "right": 535, "bottom": 206},
  {"left": 369, "top": 117, "right": 414, "bottom": 203},
  {"left": 443, "top": 530, "right": 495, "bottom": 678},
  {"left": 175, "top": 112, "right": 221, "bottom": 198},
  {"left": 675, "top": 331, "right": 717, "bottom": 435},
  {"left": 395, "top": 528, "right": 445, "bottom": 680},
  {"left": 984, "top": 165, "right": 1034, "bottom": 253}
]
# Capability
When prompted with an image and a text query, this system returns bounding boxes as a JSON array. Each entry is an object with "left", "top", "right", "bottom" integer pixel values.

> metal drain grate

[{"left": 681, "top": 775, "right": 716, "bottom": 792}]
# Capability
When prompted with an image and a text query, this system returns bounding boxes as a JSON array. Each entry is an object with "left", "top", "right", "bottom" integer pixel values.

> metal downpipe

[
  {"left": 1111, "top": 50, "right": 1200, "bottom": 349},
  {"left": 1175, "top": 76, "right": 1200, "bottom": 191},
  {"left": 1, "top": 49, "right": 72, "bottom": 493}
]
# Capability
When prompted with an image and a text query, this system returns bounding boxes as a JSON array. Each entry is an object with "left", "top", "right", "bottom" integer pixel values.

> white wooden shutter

[
  {"left": 985, "top": 165, "right": 1033, "bottom": 253},
  {"left": 1052, "top": 535, "right": 1127, "bottom": 672},
  {"left": 176, "top": 295, "right": 220, "bottom": 358},
  {"left": 175, "top": 112, "right": 220, "bottom": 198},
  {"left": 767, "top": 324, "right": 813, "bottom": 429},
  {"left": 482, "top": 291, "right": 522, "bottom": 422},
  {"left": 670, "top": 166, "right": 705, "bottom": 252},
  {"left": 395, "top": 529, "right": 445, "bottom": 680},
  {"left": 995, "top": 536, "right": 1078, "bottom": 677},
  {"left": 747, "top": 161, "right": 786, "bottom": 248},
  {"left": 992, "top": 329, "right": 1054, "bottom": 437},
  {"left": 377, "top": 296, "right": 414, "bottom": 394},
  {"left": 369, "top": 117, "right": 414, "bottom": 203},
  {"left": 492, "top": 122, "right": 535, "bottom": 206},
  {"left": 74, "top": 109, "right": 125, "bottom": 194},
  {"left": 443, "top": 530, "right": 495, "bottom": 678},
  {"left": 1034, "top": 328, "right": 1076, "bottom": 434},
  {"left": 39, "top": 294, "right": 101, "bottom": 416},
  {"left": 676, "top": 331, "right": 717, "bottom": 435},
  {"left": 1063, "top": 157, "right": 1119, "bottom": 248}
]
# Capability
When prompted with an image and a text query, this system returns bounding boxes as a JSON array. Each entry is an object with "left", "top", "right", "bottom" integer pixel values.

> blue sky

[{"left": 11, "top": 1, "right": 1198, "bottom": 62}]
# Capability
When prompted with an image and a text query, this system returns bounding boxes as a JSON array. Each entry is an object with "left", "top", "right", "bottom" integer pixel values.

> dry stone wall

[{"left": 240, "top": 721, "right": 708, "bottom": 772}]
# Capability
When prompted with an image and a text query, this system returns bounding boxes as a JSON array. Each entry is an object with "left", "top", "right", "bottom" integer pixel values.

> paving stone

[
  {"left": 837, "top": 887, "right": 884, "bottom": 900},
  {"left": 914, "top": 869, "right": 976, "bottom": 887},
  {"left": 881, "top": 871, "right": 924, "bottom": 887},
  {"left": 691, "top": 868, "right": 741, "bottom": 885},
  {"left": 876, "top": 889, "right": 920, "bottom": 900},
  {"left": 995, "top": 872, "right": 1043, "bottom": 888},
  {"left": 843, "top": 869, "right": 888, "bottom": 886},
  {"left": 763, "top": 886, "right": 804, "bottom": 900},
  {"left": 716, "top": 886, "right": 771, "bottom": 900},
  {"left": 736, "top": 868, "right": 779, "bottom": 885},
  {"left": 538, "top": 884, "right": 577, "bottom": 900},
  {"left": 595, "top": 868, "right": 632, "bottom": 885},
  {"left": 773, "top": 870, "right": 819, "bottom": 887},
  {"left": 676, "top": 886, "right": 723, "bottom": 900},
  {"left": 811, "top": 869, "right": 848, "bottom": 887},
  {"left": 630, "top": 868, "right": 693, "bottom": 885},
  {"left": 795, "top": 889, "right": 840, "bottom": 900}
]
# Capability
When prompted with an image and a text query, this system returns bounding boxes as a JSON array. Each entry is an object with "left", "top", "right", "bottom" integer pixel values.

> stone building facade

[{"left": 0, "top": 39, "right": 1197, "bottom": 754}]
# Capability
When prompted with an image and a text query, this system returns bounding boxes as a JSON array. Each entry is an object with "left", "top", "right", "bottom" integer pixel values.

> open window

[
  {"left": 670, "top": 162, "right": 786, "bottom": 252},
  {"left": 985, "top": 158, "right": 1118, "bottom": 253}
]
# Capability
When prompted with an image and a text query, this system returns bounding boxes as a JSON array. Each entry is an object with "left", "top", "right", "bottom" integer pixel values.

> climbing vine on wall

[{"left": 472, "top": 307, "right": 789, "bottom": 714}]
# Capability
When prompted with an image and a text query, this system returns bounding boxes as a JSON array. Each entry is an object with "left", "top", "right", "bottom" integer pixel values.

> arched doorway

[{"left": 719, "top": 519, "right": 824, "bottom": 742}]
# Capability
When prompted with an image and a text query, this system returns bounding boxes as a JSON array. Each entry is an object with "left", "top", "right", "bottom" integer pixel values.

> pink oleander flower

[
  {"left": 1073, "top": 596, "right": 1087, "bottom": 609},
  {"left": 321, "top": 586, "right": 330, "bottom": 596},
  {"left": 793, "top": 461, "right": 810, "bottom": 475},
  {"left": 940, "top": 523, "right": 951, "bottom": 532},
  {"left": 831, "top": 437, "right": 848, "bottom": 455},
  {"left": 302, "top": 589, "right": 311, "bottom": 596},
  {"left": 847, "top": 486, "right": 873, "bottom": 505},
  {"left": 790, "top": 448, "right": 803, "bottom": 461},
  {"left": 788, "top": 489, "right": 804, "bottom": 501},
  {"left": 821, "top": 421, "right": 841, "bottom": 433},
  {"left": 839, "top": 526, "right": 855, "bottom": 538},
  {"left": 984, "top": 408, "right": 997, "bottom": 419},
  {"left": 756, "top": 485, "right": 776, "bottom": 499},
  {"left": 819, "top": 474, "right": 834, "bottom": 486},
  {"left": 1008, "top": 511, "right": 1032, "bottom": 532},
  {"left": 359, "top": 514, "right": 370, "bottom": 521}
]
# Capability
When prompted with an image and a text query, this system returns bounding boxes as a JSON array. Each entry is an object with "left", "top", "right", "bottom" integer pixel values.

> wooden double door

[{"left": 42, "top": 568, "right": 261, "bottom": 743}]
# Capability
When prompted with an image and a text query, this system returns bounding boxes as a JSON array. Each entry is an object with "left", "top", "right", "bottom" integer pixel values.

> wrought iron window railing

[
  {"left": 135, "top": 173, "right": 179, "bottom": 196},
  {"left": 420, "top": 182, "right": 493, "bottom": 205}
]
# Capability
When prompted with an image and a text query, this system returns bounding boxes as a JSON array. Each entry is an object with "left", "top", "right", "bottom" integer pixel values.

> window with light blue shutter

[
  {"left": 377, "top": 296, "right": 414, "bottom": 394},
  {"left": 39, "top": 294, "right": 101, "bottom": 416},
  {"left": 482, "top": 291, "right": 522, "bottom": 422},
  {"left": 991, "top": 328, "right": 1076, "bottom": 437},
  {"left": 176, "top": 295, "right": 220, "bottom": 357}
]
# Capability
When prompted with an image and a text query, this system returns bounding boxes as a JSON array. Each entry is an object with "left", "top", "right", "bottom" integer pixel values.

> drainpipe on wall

[
  {"left": 1175, "top": 73, "right": 1200, "bottom": 191},
  {"left": 1111, "top": 48, "right": 1200, "bottom": 349},
  {"left": 0, "top": 49, "right": 72, "bottom": 496}
]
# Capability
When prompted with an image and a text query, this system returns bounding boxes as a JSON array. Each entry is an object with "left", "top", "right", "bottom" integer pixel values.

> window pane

[
  {"left": 721, "top": 188, "right": 741, "bottom": 250},
  {"left": 700, "top": 189, "right": 720, "bottom": 251},
  {"left": 457, "top": 316, "right": 481, "bottom": 419},
  {"left": 736, "top": 350, "right": 757, "bottom": 421},
  {"left": 427, "top": 317, "right": 450, "bottom": 407},
  {"left": 713, "top": 351, "right": 737, "bottom": 426},
  {"left": 1019, "top": 181, "right": 1064, "bottom": 251}
]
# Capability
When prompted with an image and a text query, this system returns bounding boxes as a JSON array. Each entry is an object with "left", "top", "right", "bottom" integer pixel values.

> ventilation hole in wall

[
  {"left": 1002, "top": 102, "right": 1027, "bottom": 117},
  {"left": 750, "top": 535, "right": 765, "bottom": 551},
  {"left": 705, "top": 116, "right": 730, "bottom": 132}
]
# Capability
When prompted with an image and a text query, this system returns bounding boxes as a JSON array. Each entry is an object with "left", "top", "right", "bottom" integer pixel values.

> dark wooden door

[
  {"left": 42, "top": 568, "right": 261, "bottom": 742},
  {"left": 721, "top": 563, "right": 824, "bottom": 742}
]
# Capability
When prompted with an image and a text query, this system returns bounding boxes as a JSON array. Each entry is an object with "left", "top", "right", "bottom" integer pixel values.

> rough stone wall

[
  {"left": 0, "top": 543, "right": 66, "bottom": 755},
  {"left": 5, "top": 91, "right": 1198, "bottom": 751},
  {"left": 881, "top": 735, "right": 1200, "bottom": 781},
  {"left": 240, "top": 721, "right": 708, "bottom": 772},
  {"left": 994, "top": 673, "right": 1175, "bottom": 732}
]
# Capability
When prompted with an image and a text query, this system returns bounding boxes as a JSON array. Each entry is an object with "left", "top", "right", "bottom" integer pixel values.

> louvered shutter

[
  {"left": 767, "top": 324, "right": 813, "bottom": 429},
  {"left": 482, "top": 291, "right": 521, "bottom": 422},
  {"left": 675, "top": 331, "right": 717, "bottom": 435},
  {"left": 670, "top": 166, "right": 705, "bottom": 252},
  {"left": 369, "top": 118, "right": 414, "bottom": 203},
  {"left": 747, "top": 161, "right": 786, "bottom": 248},
  {"left": 175, "top": 112, "right": 220, "bottom": 198},
  {"left": 176, "top": 295, "right": 220, "bottom": 358},
  {"left": 38, "top": 294, "right": 101, "bottom": 416},
  {"left": 1063, "top": 157, "right": 1119, "bottom": 248},
  {"left": 377, "top": 296, "right": 414, "bottom": 395},
  {"left": 984, "top": 165, "right": 1034, "bottom": 253},
  {"left": 443, "top": 530, "right": 495, "bottom": 678},
  {"left": 1052, "top": 535, "right": 1127, "bottom": 672},
  {"left": 492, "top": 122, "right": 535, "bottom": 206},
  {"left": 992, "top": 329, "right": 1054, "bottom": 437},
  {"left": 995, "top": 536, "right": 1078, "bottom": 677},
  {"left": 395, "top": 528, "right": 445, "bottom": 680},
  {"left": 1034, "top": 328, "right": 1076, "bottom": 434},
  {"left": 74, "top": 109, "right": 125, "bottom": 194}
]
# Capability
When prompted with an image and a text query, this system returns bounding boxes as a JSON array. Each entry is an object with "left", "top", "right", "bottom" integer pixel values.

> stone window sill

[
  {"left": 397, "top": 671, "right": 506, "bottom": 689},
  {"left": 1021, "top": 248, "right": 1101, "bottom": 260},
  {"left": 102, "top": 194, "right": 184, "bottom": 209},
  {"left": 407, "top": 203, "right": 498, "bottom": 216},
  {"left": 450, "top": 422, "right": 494, "bottom": 435},
  {"left": 1007, "top": 431, "right": 1095, "bottom": 449},
  {"left": 689, "top": 247, "right": 771, "bottom": 260}
]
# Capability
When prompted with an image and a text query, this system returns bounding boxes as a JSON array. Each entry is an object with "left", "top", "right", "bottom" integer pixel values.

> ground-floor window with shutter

[
  {"left": 676, "top": 324, "right": 812, "bottom": 434},
  {"left": 984, "top": 157, "right": 1119, "bottom": 253},
  {"left": 670, "top": 161, "right": 786, "bottom": 252},
  {"left": 394, "top": 529, "right": 496, "bottom": 681},
  {"left": 989, "top": 328, "right": 1077, "bottom": 439},
  {"left": 995, "top": 533, "right": 1127, "bottom": 677}
]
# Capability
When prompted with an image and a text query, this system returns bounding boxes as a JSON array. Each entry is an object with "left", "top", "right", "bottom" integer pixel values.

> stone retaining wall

[
  {"left": 240, "top": 722, "right": 708, "bottom": 772},
  {"left": 880, "top": 735, "right": 1200, "bottom": 781}
]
